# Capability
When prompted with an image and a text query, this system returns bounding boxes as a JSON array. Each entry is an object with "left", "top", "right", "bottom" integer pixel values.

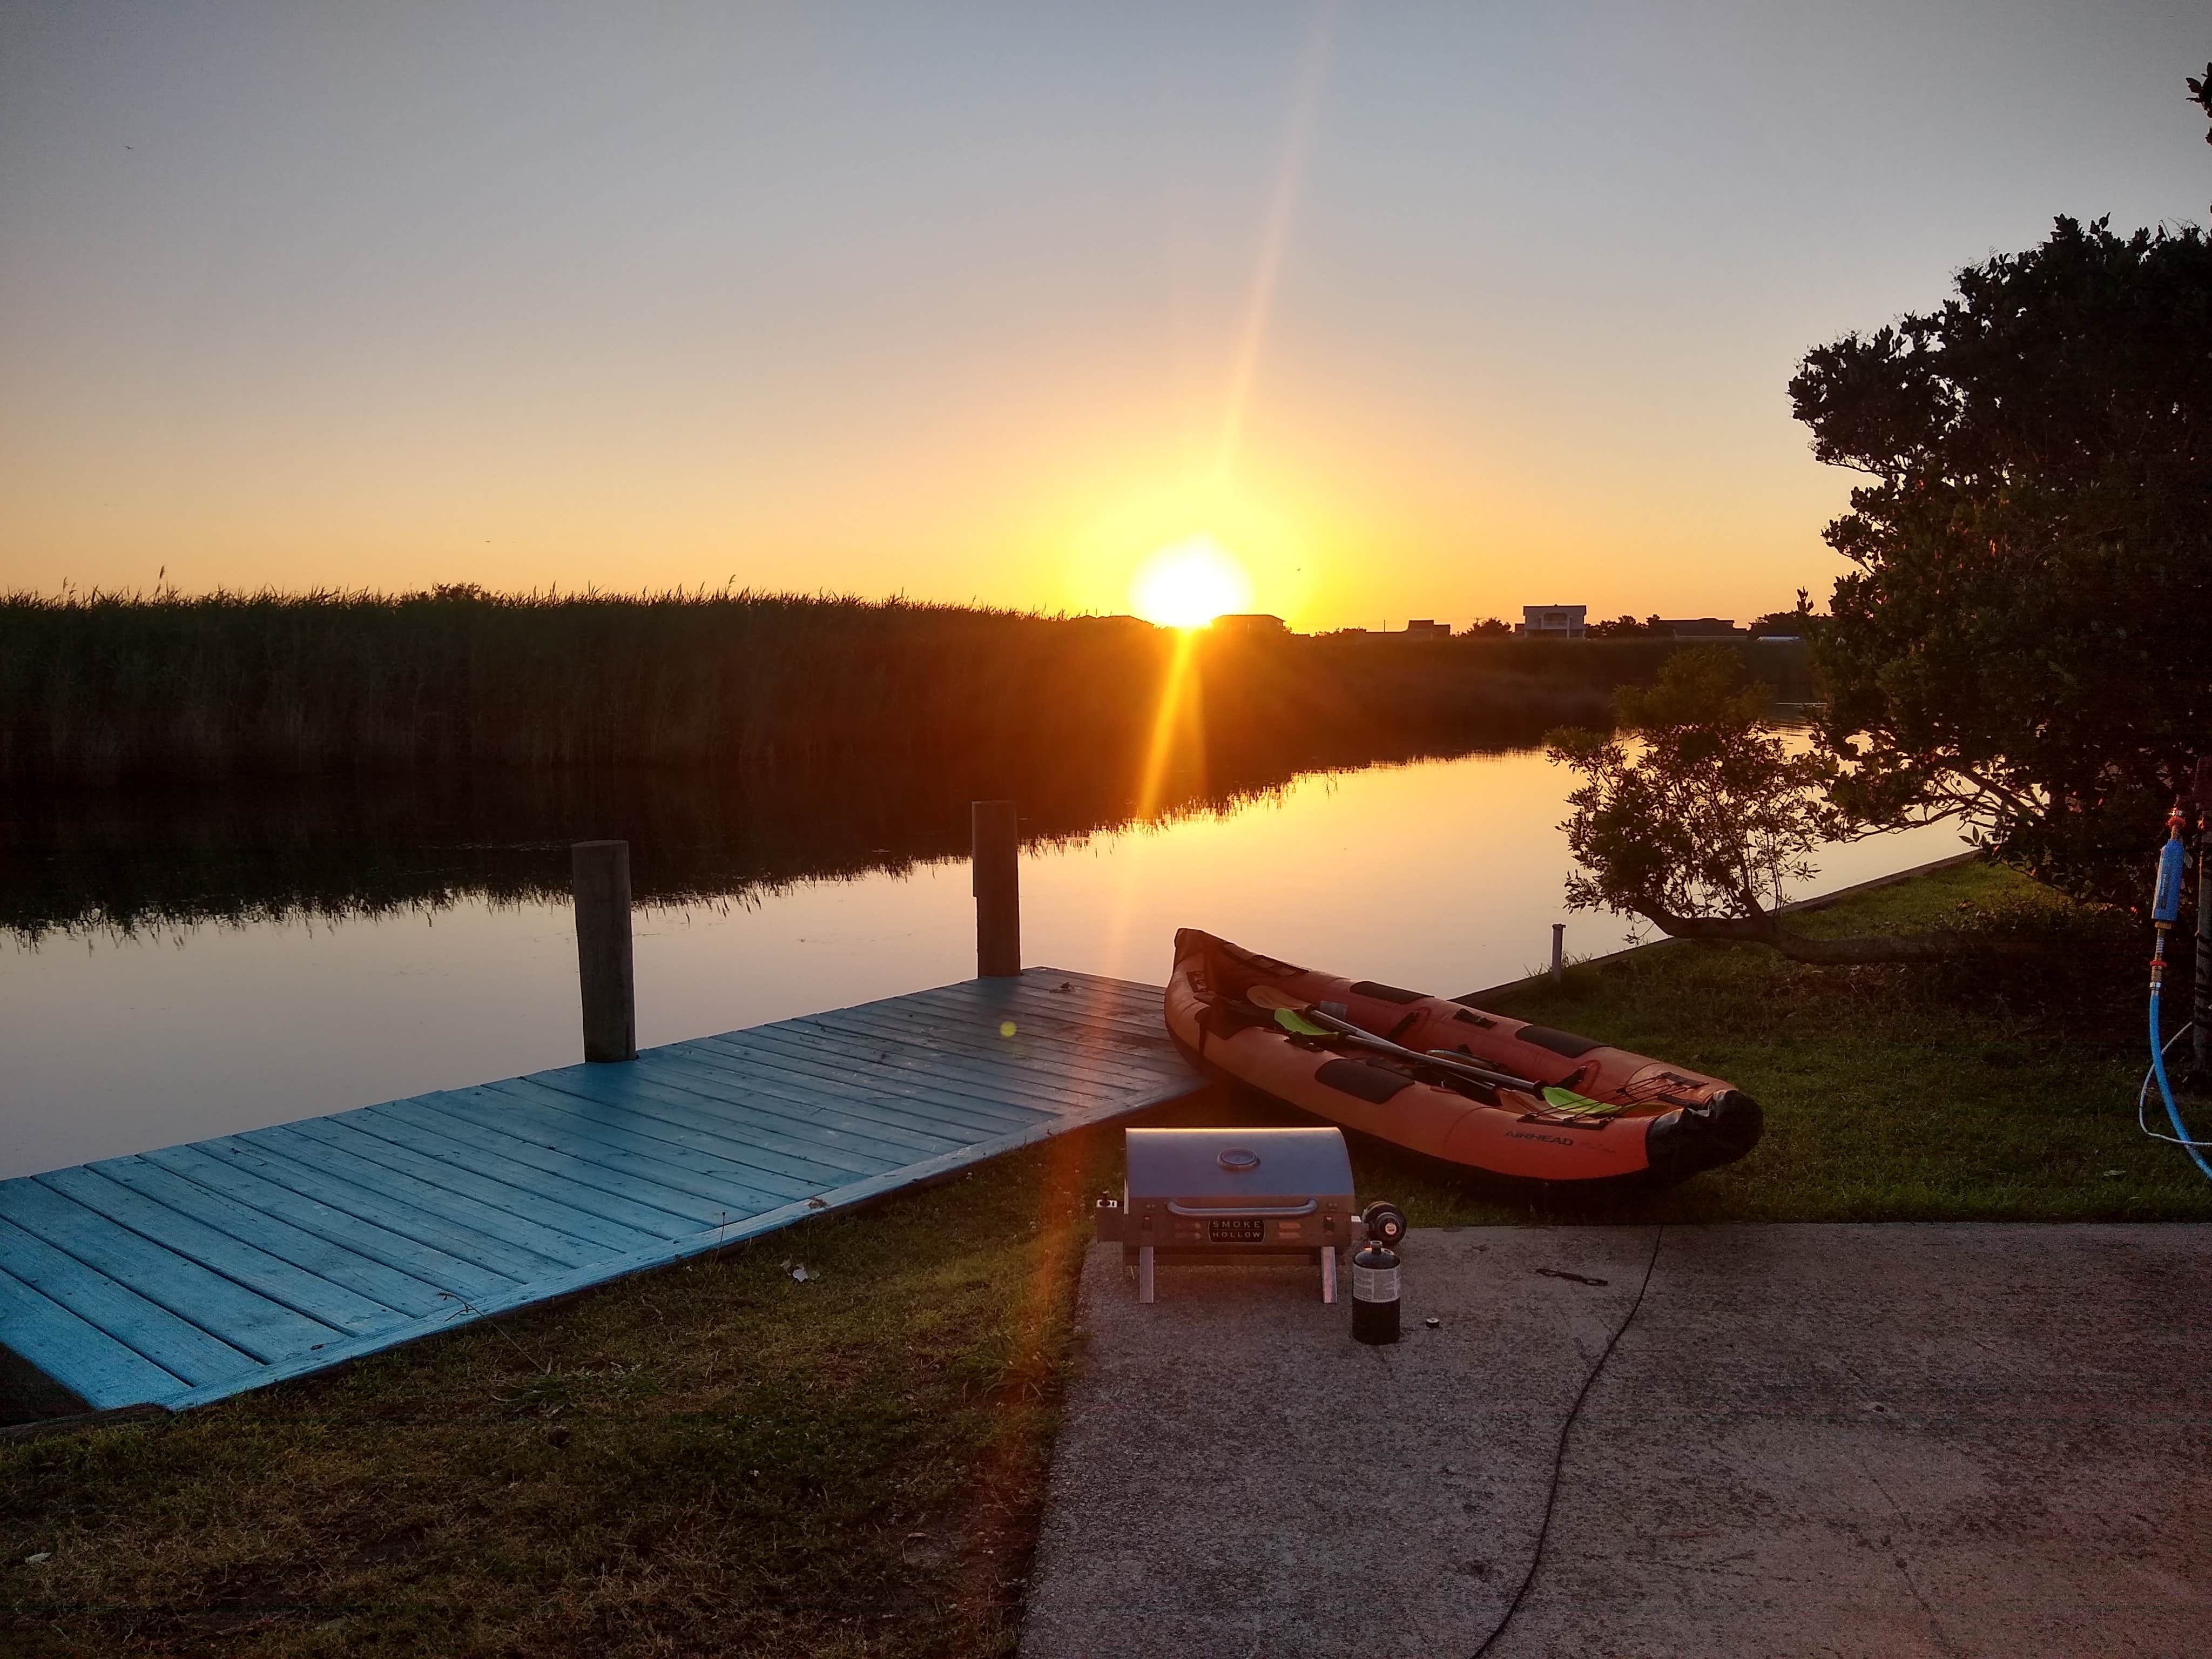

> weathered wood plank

[
  {"left": 982, "top": 972, "right": 1176, "bottom": 1032},
  {"left": 669, "top": 1034, "right": 1060, "bottom": 1139},
  {"left": 0, "top": 1265, "right": 187, "bottom": 1411},
  {"left": 625, "top": 1044, "right": 981, "bottom": 1152},
  {"left": 420, "top": 1084, "right": 807, "bottom": 1212},
  {"left": 711, "top": 1017, "right": 1134, "bottom": 1111},
  {"left": 238, "top": 1126, "right": 619, "bottom": 1271},
  {"left": 0, "top": 1181, "right": 340, "bottom": 1366},
  {"left": 683, "top": 1033, "right": 1076, "bottom": 1138},
  {"left": 140, "top": 1145, "right": 521, "bottom": 1302},
  {"left": 36, "top": 1166, "right": 410, "bottom": 1340},
  {"left": 903, "top": 979, "right": 1175, "bottom": 1048},
  {"left": 341, "top": 1105, "right": 707, "bottom": 1239},
  {"left": 0, "top": 1213, "right": 262, "bottom": 1386},
  {"left": 87, "top": 1155, "right": 458, "bottom": 1319},
  {"left": 512, "top": 1070, "right": 903, "bottom": 1181},
  {"left": 779, "top": 1006, "right": 1172, "bottom": 1096},
  {"left": 186, "top": 1138, "right": 568, "bottom": 1285},
  {"left": 280, "top": 1117, "right": 672, "bottom": 1256},
  {"left": 911, "top": 968, "right": 1172, "bottom": 1026},
  {"left": 632, "top": 1047, "right": 988, "bottom": 1155}
]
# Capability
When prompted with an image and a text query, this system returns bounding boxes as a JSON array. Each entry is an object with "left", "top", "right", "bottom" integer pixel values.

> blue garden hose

[
  {"left": 2146, "top": 990, "right": 2212, "bottom": 1181},
  {"left": 2146, "top": 812, "right": 2212, "bottom": 1183}
]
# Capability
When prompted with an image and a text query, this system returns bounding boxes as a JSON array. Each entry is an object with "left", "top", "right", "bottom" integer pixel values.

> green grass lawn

[{"left": 4, "top": 858, "right": 2206, "bottom": 1656}]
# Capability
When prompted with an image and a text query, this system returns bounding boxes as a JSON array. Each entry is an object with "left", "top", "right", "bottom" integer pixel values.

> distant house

[
  {"left": 1211, "top": 612, "right": 1289, "bottom": 634},
  {"left": 1658, "top": 617, "right": 1747, "bottom": 638},
  {"left": 1401, "top": 618, "right": 1452, "bottom": 640},
  {"left": 1514, "top": 604, "right": 1587, "bottom": 639}
]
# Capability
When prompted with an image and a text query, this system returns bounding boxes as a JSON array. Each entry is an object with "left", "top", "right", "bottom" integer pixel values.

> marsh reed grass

[{"left": 2, "top": 588, "right": 1797, "bottom": 787}]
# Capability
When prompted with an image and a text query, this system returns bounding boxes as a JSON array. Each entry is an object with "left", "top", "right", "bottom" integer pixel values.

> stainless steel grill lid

[{"left": 1122, "top": 1126, "right": 1354, "bottom": 1208}]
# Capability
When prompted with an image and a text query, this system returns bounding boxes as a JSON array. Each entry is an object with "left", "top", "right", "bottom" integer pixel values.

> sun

[{"left": 1128, "top": 535, "right": 1254, "bottom": 629}]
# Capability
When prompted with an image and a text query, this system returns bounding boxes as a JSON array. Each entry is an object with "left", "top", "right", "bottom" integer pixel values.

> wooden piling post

[
  {"left": 972, "top": 800, "right": 1021, "bottom": 978},
  {"left": 572, "top": 840, "right": 637, "bottom": 1062},
  {"left": 1550, "top": 922, "right": 1566, "bottom": 985}
]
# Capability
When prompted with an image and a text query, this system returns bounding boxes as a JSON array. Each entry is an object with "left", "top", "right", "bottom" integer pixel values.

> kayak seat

[
  {"left": 1350, "top": 980, "right": 1425, "bottom": 1003},
  {"left": 1315, "top": 1058, "right": 1415, "bottom": 1104},
  {"left": 1514, "top": 1024, "right": 1604, "bottom": 1060}
]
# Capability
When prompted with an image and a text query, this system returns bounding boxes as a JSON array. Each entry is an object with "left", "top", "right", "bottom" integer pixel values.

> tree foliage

[
  {"left": 1550, "top": 647, "right": 2040, "bottom": 962},
  {"left": 1788, "top": 215, "right": 2212, "bottom": 907},
  {"left": 1554, "top": 648, "right": 1933, "bottom": 962}
]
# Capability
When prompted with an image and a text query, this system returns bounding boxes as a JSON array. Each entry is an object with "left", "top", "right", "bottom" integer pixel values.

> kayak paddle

[{"left": 1274, "top": 1003, "right": 1619, "bottom": 1117}]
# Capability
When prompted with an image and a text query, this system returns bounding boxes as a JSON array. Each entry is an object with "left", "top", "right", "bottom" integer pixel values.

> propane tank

[{"left": 1352, "top": 1201, "right": 1407, "bottom": 1345}]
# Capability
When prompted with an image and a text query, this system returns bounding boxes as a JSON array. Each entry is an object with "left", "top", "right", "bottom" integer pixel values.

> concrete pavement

[{"left": 1020, "top": 1224, "right": 2212, "bottom": 1658}]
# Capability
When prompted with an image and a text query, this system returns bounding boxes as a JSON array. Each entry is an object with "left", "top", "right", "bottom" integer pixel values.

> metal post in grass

[
  {"left": 1550, "top": 923, "right": 1566, "bottom": 984},
  {"left": 572, "top": 840, "right": 637, "bottom": 1063},
  {"left": 972, "top": 800, "right": 1021, "bottom": 978}
]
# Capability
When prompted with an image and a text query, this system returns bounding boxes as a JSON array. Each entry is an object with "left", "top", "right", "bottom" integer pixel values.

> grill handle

[{"left": 1164, "top": 1199, "right": 1319, "bottom": 1218}]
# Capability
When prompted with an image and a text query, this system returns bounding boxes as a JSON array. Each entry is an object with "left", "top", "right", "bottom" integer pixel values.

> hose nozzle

[{"left": 2154, "top": 828, "right": 2187, "bottom": 926}]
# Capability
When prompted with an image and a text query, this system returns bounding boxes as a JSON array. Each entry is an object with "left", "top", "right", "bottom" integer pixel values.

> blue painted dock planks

[{"left": 0, "top": 969, "right": 1199, "bottom": 1417}]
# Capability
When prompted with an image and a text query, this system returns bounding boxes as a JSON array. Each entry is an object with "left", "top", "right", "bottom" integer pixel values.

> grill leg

[
  {"left": 1320, "top": 1246, "right": 1337, "bottom": 1304},
  {"left": 1137, "top": 1244, "right": 1156, "bottom": 1304}
]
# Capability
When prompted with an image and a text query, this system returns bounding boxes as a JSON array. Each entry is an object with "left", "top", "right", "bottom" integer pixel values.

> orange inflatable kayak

[{"left": 1165, "top": 928, "right": 1762, "bottom": 1190}]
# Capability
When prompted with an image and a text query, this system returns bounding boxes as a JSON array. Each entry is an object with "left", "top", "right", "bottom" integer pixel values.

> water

[{"left": 0, "top": 748, "right": 1965, "bottom": 1178}]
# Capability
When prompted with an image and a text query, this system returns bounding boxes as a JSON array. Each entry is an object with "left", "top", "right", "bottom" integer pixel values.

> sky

[{"left": 2, "top": 2, "right": 2206, "bottom": 631}]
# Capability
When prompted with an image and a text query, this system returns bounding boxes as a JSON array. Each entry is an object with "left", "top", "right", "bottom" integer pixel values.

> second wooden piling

[
  {"left": 572, "top": 839, "right": 637, "bottom": 1062},
  {"left": 972, "top": 800, "right": 1021, "bottom": 978}
]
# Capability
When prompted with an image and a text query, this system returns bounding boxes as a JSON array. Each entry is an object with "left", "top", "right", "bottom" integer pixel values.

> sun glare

[{"left": 1128, "top": 536, "right": 1253, "bottom": 629}]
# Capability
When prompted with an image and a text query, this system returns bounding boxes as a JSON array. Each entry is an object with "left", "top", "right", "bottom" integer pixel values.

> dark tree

[
  {"left": 2190, "top": 61, "right": 2212, "bottom": 141},
  {"left": 1585, "top": 613, "right": 1654, "bottom": 637},
  {"left": 1747, "top": 609, "right": 1805, "bottom": 638},
  {"left": 1788, "top": 215, "right": 2212, "bottom": 907}
]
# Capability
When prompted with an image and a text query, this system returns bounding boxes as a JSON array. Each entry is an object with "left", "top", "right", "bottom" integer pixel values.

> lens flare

[{"left": 1128, "top": 536, "right": 1253, "bottom": 629}]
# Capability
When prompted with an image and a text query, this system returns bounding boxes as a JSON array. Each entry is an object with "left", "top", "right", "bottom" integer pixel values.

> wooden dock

[{"left": 0, "top": 968, "right": 1200, "bottom": 1417}]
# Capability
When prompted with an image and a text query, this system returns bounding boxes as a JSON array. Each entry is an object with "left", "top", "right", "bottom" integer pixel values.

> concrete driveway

[{"left": 1020, "top": 1224, "right": 2211, "bottom": 1658}]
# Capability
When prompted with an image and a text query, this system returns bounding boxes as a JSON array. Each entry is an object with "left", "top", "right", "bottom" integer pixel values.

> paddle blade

[
  {"left": 1541, "top": 1085, "right": 1623, "bottom": 1118},
  {"left": 1274, "top": 1007, "right": 1336, "bottom": 1038}
]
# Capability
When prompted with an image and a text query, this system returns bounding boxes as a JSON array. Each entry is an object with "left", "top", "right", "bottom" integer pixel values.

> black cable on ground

[{"left": 1469, "top": 1223, "right": 1667, "bottom": 1659}]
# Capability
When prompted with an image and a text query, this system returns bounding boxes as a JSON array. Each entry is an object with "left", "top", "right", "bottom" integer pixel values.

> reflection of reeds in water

[{"left": 0, "top": 740, "right": 1449, "bottom": 942}]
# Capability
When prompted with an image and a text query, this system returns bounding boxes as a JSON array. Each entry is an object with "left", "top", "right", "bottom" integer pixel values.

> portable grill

[{"left": 1094, "top": 1127, "right": 1366, "bottom": 1303}]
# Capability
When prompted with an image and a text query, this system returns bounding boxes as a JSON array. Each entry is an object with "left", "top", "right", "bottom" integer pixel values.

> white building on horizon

[{"left": 1515, "top": 604, "right": 1587, "bottom": 639}]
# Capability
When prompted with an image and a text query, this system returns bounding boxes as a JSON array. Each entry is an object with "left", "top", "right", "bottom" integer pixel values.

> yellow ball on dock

[{"left": 999, "top": 1020, "right": 1017, "bottom": 1038}]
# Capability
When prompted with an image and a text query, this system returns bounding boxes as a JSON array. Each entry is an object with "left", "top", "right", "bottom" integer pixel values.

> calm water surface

[{"left": 1, "top": 749, "right": 1965, "bottom": 1178}]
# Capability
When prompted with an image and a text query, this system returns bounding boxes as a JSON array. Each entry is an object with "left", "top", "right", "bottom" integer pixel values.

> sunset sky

[{"left": 3, "top": 2, "right": 2205, "bottom": 630}]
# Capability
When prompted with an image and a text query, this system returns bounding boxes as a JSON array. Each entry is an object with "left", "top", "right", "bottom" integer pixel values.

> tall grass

[{"left": 0, "top": 587, "right": 1805, "bottom": 784}]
